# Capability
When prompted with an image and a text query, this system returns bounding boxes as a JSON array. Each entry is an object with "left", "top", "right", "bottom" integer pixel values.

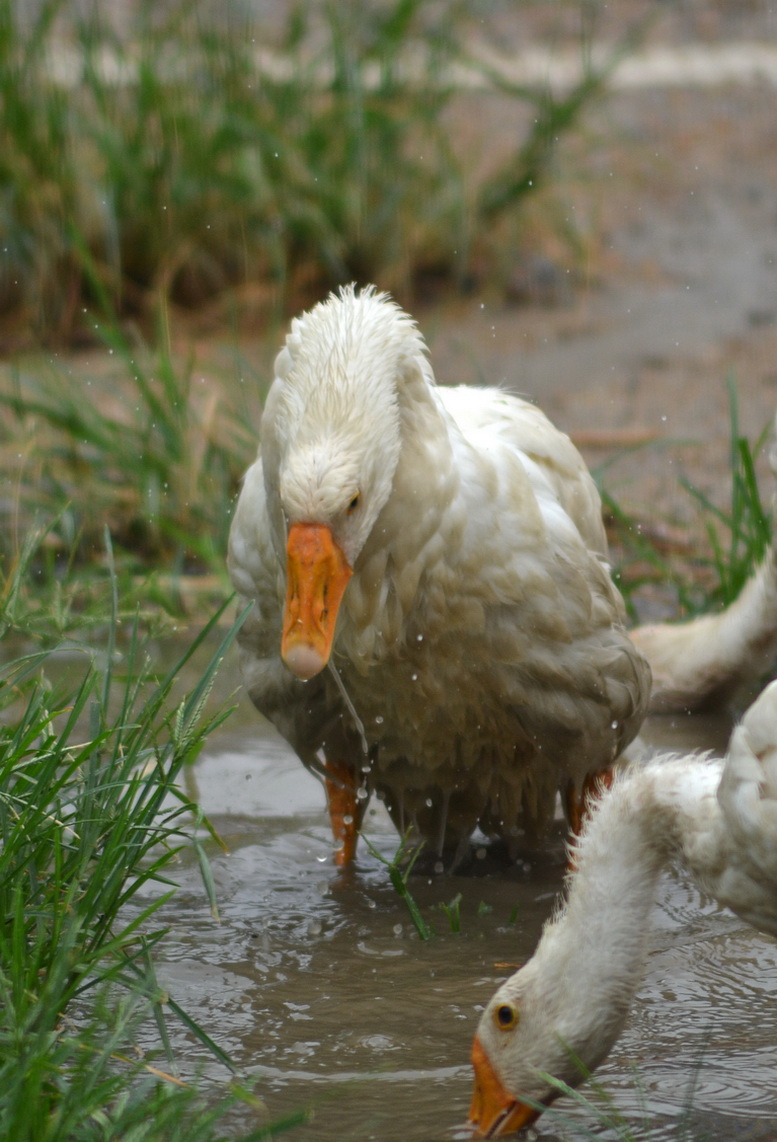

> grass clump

[
  {"left": 1, "top": 322, "right": 256, "bottom": 578},
  {"left": 680, "top": 377, "right": 772, "bottom": 608},
  {"left": 0, "top": 540, "right": 303, "bottom": 1139},
  {"left": 600, "top": 380, "right": 774, "bottom": 622}
]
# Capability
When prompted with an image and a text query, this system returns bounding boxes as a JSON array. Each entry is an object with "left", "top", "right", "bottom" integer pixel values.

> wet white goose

[
  {"left": 470, "top": 678, "right": 777, "bottom": 1136},
  {"left": 228, "top": 284, "right": 777, "bottom": 865}
]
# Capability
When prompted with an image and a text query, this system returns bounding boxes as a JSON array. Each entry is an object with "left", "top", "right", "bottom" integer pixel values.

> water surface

[{"left": 144, "top": 648, "right": 777, "bottom": 1141}]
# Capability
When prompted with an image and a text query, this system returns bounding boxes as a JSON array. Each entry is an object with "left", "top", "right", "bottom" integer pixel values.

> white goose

[
  {"left": 470, "top": 677, "right": 777, "bottom": 1136},
  {"left": 228, "top": 285, "right": 777, "bottom": 865}
]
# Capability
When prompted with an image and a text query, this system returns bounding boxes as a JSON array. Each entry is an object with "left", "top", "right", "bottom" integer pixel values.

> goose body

[
  {"left": 470, "top": 678, "right": 777, "bottom": 1136},
  {"left": 228, "top": 286, "right": 651, "bottom": 861},
  {"left": 228, "top": 285, "right": 777, "bottom": 864}
]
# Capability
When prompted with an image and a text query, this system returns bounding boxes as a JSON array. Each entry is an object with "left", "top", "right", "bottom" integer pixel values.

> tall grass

[
  {"left": 0, "top": 0, "right": 624, "bottom": 345},
  {"left": 0, "top": 539, "right": 306, "bottom": 1139},
  {"left": 680, "top": 377, "right": 772, "bottom": 607}
]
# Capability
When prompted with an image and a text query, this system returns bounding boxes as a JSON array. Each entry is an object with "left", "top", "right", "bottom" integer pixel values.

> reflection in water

[{"left": 141, "top": 698, "right": 777, "bottom": 1141}]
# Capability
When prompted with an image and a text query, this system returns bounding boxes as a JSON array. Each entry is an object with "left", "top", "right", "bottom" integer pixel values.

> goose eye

[
  {"left": 494, "top": 1003, "right": 519, "bottom": 1031},
  {"left": 347, "top": 494, "right": 360, "bottom": 515}
]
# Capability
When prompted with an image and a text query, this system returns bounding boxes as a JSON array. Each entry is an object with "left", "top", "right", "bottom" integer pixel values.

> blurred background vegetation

[
  {"left": 0, "top": 0, "right": 636, "bottom": 613},
  {"left": 0, "top": 0, "right": 623, "bottom": 347},
  {"left": 0, "top": 0, "right": 771, "bottom": 622}
]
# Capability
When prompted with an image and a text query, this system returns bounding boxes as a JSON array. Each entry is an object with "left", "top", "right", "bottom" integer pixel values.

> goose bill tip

[
  {"left": 282, "top": 642, "right": 328, "bottom": 680},
  {"left": 469, "top": 1036, "right": 541, "bottom": 1137}
]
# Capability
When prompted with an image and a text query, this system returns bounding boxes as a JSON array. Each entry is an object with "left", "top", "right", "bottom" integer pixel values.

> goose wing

[{"left": 714, "top": 678, "right": 777, "bottom": 935}]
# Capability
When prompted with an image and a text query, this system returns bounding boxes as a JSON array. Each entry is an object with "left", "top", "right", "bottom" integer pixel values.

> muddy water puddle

[{"left": 136, "top": 642, "right": 777, "bottom": 1142}]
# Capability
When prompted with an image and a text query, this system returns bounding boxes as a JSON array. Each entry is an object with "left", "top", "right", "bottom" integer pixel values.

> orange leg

[
  {"left": 565, "top": 766, "right": 616, "bottom": 871},
  {"left": 564, "top": 780, "right": 584, "bottom": 838},
  {"left": 323, "top": 760, "right": 365, "bottom": 867}
]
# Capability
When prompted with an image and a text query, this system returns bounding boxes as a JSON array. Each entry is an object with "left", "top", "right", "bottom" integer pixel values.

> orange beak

[
  {"left": 281, "top": 522, "right": 352, "bottom": 680},
  {"left": 469, "top": 1037, "right": 541, "bottom": 1137}
]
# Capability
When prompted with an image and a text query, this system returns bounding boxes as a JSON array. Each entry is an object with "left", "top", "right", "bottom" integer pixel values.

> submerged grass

[
  {"left": 0, "top": 539, "right": 306, "bottom": 1139},
  {"left": 362, "top": 832, "right": 434, "bottom": 940},
  {"left": 0, "top": 0, "right": 627, "bottom": 345}
]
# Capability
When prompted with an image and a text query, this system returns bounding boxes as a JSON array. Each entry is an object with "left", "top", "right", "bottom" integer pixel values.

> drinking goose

[{"left": 470, "top": 677, "right": 777, "bottom": 1135}]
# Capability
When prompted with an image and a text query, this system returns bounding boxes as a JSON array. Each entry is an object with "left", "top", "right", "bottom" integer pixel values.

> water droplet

[
  {"left": 375, "top": 715, "right": 384, "bottom": 725},
  {"left": 425, "top": 798, "right": 433, "bottom": 808},
  {"left": 393, "top": 923, "right": 403, "bottom": 937},
  {"left": 433, "top": 860, "right": 445, "bottom": 875},
  {"left": 611, "top": 720, "right": 619, "bottom": 730},
  {"left": 356, "top": 787, "right": 368, "bottom": 801},
  {"left": 307, "top": 918, "right": 323, "bottom": 937},
  {"left": 343, "top": 814, "right": 353, "bottom": 826}
]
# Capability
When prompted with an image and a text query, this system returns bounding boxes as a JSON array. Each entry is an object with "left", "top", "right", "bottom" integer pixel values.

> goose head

[
  {"left": 470, "top": 963, "right": 563, "bottom": 1137},
  {"left": 470, "top": 955, "right": 627, "bottom": 1136},
  {"left": 260, "top": 285, "right": 430, "bottom": 679}
]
